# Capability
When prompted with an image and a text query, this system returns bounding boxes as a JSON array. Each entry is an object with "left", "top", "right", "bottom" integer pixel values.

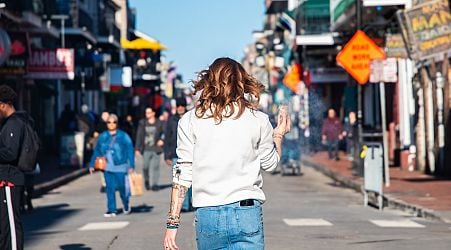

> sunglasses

[{"left": 107, "top": 121, "right": 117, "bottom": 124}]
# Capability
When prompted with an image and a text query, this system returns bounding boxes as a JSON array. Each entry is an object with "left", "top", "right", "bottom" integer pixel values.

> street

[{"left": 23, "top": 161, "right": 451, "bottom": 250}]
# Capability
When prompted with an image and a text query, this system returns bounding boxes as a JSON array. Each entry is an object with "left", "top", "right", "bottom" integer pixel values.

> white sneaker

[
  {"left": 123, "top": 207, "right": 131, "bottom": 215},
  {"left": 104, "top": 212, "right": 117, "bottom": 217}
]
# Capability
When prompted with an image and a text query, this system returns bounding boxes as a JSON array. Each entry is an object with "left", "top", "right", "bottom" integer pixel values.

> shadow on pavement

[
  {"left": 60, "top": 243, "right": 92, "bottom": 250},
  {"left": 130, "top": 203, "right": 154, "bottom": 213},
  {"left": 158, "top": 184, "right": 172, "bottom": 190},
  {"left": 23, "top": 203, "right": 81, "bottom": 244}
]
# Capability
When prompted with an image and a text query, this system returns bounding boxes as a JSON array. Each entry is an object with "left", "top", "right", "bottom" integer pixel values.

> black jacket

[
  {"left": 0, "top": 111, "right": 31, "bottom": 185},
  {"left": 163, "top": 114, "right": 182, "bottom": 161},
  {"left": 135, "top": 119, "right": 164, "bottom": 154}
]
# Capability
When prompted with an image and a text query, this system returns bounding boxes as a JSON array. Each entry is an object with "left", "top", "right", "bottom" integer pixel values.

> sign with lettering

[
  {"left": 336, "top": 30, "right": 386, "bottom": 84},
  {"left": 385, "top": 34, "right": 408, "bottom": 58},
  {"left": 403, "top": 0, "right": 451, "bottom": 60},
  {"left": 370, "top": 58, "right": 398, "bottom": 83},
  {"left": 0, "top": 32, "right": 28, "bottom": 75},
  {"left": 27, "top": 48, "right": 75, "bottom": 79}
]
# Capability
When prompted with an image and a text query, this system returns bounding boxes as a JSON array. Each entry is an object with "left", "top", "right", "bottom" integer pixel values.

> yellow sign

[{"left": 336, "top": 30, "right": 386, "bottom": 84}]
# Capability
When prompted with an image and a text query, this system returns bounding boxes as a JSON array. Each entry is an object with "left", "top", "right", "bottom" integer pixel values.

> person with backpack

[{"left": 0, "top": 85, "right": 40, "bottom": 250}]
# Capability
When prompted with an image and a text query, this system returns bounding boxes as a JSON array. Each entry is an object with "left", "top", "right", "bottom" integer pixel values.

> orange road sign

[{"left": 336, "top": 30, "right": 386, "bottom": 84}]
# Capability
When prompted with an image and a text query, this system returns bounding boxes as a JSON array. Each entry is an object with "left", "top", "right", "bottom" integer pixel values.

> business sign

[
  {"left": 385, "top": 34, "right": 409, "bottom": 58},
  {"left": 370, "top": 58, "right": 398, "bottom": 83},
  {"left": 336, "top": 30, "right": 386, "bottom": 84},
  {"left": 27, "top": 49, "right": 75, "bottom": 79},
  {"left": 400, "top": 0, "right": 451, "bottom": 60},
  {"left": 0, "top": 32, "right": 29, "bottom": 75}
]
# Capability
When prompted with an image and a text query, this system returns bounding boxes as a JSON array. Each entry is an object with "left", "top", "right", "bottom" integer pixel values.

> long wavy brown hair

[{"left": 192, "top": 57, "right": 265, "bottom": 123}]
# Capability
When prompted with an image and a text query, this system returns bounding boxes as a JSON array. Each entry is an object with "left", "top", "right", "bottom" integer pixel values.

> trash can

[{"left": 362, "top": 143, "right": 384, "bottom": 210}]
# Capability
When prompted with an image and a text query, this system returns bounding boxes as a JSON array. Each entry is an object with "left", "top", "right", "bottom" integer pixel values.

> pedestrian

[
  {"left": 321, "top": 108, "right": 344, "bottom": 160},
  {"left": 0, "top": 85, "right": 34, "bottom": 250},
  {"left": 163, "top": 97, "right": 192, "bottom": 211},
  {"left": 89, "top": 114, "right": 135, "bottom": 217},
  {"left": 121, "top": 114, "right": 136, "bottom": 144},
  {"left": 343, "top": 111, "right": 357, "bottom": 160},
  {"left": 135, "top": 107, "right": 164, "bottom": 191},
  {"left": 163, "top": 57, "right": 291, "bottom": 250},
  {"left": 57, "top": 103, "right": 77, "bottom": 133}
]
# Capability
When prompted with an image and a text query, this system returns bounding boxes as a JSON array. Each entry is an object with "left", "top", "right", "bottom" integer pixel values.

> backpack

[{"left": 17, "top": 116, "right": 41, "bottom": 172}]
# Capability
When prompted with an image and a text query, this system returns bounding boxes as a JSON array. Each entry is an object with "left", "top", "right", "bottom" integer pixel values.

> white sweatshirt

[{"left": 173, "top": 107, "right": 279, "bottom": 207}]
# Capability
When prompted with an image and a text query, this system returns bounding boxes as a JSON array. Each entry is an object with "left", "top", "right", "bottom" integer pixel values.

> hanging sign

[
  {"left": 400, "top": 0, "right": 451, "bottom": 60},
  {"left": 385, "top": 34, "right": 408, "bottom": 58},
  {"left": 336, "top": 30, "right": 386, "bottom": 84}
]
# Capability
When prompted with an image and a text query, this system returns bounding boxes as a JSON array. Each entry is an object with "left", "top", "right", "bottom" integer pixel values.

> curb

[
  {"left": 34, "top": 168, "right": 89, "bottom": 197},
  {"left": 301, "top": 157, "right": 446, "bottom": 222}
]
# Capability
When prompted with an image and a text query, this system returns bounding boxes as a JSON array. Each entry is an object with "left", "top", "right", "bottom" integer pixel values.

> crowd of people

[{"left": 0, "top": 57, "right": 358, "bottom": 250}]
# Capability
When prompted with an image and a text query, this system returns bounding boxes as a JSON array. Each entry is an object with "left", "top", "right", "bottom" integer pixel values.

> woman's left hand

[{"left": 163, "top": 229, "right": 179, "bottom": 250}]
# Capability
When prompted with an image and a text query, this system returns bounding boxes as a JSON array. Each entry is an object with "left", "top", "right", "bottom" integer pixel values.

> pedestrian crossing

[
  {"left": 78, "top": 221, "right": 130, "bottom": 231},
  {"left": 283, "top": 218, "right": 427, "bottom": 228}
]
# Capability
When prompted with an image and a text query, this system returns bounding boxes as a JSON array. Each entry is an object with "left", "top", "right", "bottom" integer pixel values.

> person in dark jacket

[
  {"left": 135, "top": 107, "right": 164, "bottom": 191},
  {"left": 163, "top": 97, "right": 192, "bottom": 211},
  {"left": 0, "top": 85, "right": 27, "bottom": 250},
  {"left": 321, "top": 108, "right": 344, "bottom": 160}
]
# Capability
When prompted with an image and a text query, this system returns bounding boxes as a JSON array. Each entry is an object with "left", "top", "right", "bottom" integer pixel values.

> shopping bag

[{"left": 128, "top": 173, "right": 144, "bottom": 196}]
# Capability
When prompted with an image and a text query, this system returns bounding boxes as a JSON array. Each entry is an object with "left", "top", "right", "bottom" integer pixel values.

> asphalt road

[{"left": 23, "top": 160, "right": 451, "bottom": 250}]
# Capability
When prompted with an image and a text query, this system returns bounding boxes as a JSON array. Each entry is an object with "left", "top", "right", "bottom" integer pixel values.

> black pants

[
  {"left": 0, "top": 185, "right": 24, "bottom": 250},
  {"left": 327, "top": 140, "right": 339, "bottom": 159}
]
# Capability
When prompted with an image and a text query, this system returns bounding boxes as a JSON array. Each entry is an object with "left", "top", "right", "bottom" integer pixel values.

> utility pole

[
  {"left": 355, "top": 0, "right": 364, "bottom": 176},
  {"left": 50, "top": 15, "right": 69, "bottom": 116}
]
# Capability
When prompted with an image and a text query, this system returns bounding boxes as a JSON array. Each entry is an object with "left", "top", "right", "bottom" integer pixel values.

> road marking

[
  {"left": 283, "top": 218, "right": 333, "bottom": 226},
  {"left": 370, "top": 219, "right": 425, "bottom": 228},
  {"left": 78, "top": 221, "right": 130, "bottom": 231}
]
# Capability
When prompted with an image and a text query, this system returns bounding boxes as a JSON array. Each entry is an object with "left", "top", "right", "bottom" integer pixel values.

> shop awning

[{"left": 121, "top": 31, "right": 167, "bottom": 50}]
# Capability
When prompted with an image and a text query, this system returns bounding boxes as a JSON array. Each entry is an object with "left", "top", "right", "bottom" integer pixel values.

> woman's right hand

[
  {"left": 274, "top": 107, "right": 291, "bottom": 136},
  {"left": 164, "top": 229, "right": 179, "bottom": 250}
]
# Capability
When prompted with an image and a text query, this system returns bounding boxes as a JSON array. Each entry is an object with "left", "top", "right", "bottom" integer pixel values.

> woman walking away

[
  {"left": 89, "top": 114, "right": 135, "bottom": 217},
  {"left": 163, "top": 57, "right": 291, "bottom": 249}
]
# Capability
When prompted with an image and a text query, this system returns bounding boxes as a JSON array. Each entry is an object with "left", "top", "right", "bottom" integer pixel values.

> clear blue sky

[{"left": 129, "top": 0, "right": 265, "bottom": 82}]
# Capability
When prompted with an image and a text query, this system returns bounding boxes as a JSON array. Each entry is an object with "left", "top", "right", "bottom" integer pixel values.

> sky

[{"left": 129, "top": 0, "right": 265, "bottom": 83}]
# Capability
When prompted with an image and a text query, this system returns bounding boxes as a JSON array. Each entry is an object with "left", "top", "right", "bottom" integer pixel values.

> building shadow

[{"left": 23, "top": 203, "right": 81, "bottom": 245}]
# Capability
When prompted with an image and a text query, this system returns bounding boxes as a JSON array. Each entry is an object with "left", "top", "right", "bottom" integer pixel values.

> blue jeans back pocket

[
  {"left": 235, "top": 205, "right": 262, "bottom": 236},
  {"left": 195, "top": 209, "right": 222, "bottom": 237}
]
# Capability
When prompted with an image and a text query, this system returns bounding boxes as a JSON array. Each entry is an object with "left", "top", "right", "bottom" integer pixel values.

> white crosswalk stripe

[
  {"left": 369, "top": 219, "right": 425, "bottom": 228},
  {"left": 78, "top": 221, "right": 130, "bottom": 231},
  {"left": 283, "top": 218, "right": 333, "bottom": 226}
]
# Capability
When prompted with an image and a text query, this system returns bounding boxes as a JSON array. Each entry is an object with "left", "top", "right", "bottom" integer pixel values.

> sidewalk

[
  {"left": 33, "top": 155, "right": 88, "bottom": 197},
  {"left": 302, "top": 151, "right": 451, "bottom": 223}
]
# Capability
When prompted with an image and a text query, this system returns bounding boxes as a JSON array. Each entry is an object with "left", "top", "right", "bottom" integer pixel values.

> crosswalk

[
  {"left": 77, "top": 218, "right": 430, "bottom": 232},
  {"left": 284, "top": 218, "right": 428, "bottom": 228},
  {"left": 78, "top": 221, "right": 130, "bottom": 231}
]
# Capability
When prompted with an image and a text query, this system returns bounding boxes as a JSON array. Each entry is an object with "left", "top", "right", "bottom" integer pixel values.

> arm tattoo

[{"left": 167, "top": 183, "right": 189, "bottom": 228}]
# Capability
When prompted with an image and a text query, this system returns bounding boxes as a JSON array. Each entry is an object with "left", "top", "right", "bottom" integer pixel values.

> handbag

[
  {"left": 94, "top": 156, "right": 107, "bottom": 171},
  {"left": 94, "top": 135, "right": 116, "bottom": 171}
]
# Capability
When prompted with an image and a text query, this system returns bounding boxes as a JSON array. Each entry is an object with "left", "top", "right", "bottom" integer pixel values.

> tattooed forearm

[{"left": 167, "top": 183, "right": 189, "bottom": 228}]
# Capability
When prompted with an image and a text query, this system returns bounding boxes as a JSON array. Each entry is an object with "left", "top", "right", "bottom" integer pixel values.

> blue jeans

[
  {"left": 104, "top": 171, "right": 129, "bottom": 213},
  {"left": 195, "top": 200, "right": 264, "bottom": 250}
]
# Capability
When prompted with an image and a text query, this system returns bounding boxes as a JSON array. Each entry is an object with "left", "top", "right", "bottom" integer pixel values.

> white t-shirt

[{"left": 174, "top": 107, "right": 279, "bottom": 207}]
